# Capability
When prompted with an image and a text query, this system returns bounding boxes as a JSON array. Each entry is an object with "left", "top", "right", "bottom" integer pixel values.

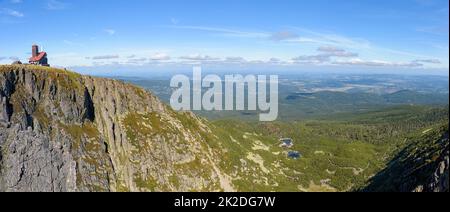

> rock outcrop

[
  {"left": 413, "top": 142, "right": 449, "bottom": 192},
  {"left": 0, "top": 65, "right": 228, "bottom": 192}
]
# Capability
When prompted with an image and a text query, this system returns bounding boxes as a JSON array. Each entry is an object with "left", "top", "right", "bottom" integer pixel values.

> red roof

[{"left": 29, "top": 52, "right": 47, "bottom": 62}]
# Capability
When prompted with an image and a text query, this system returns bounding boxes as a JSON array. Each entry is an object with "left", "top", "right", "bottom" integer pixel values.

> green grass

[{"left": 208, "top": 120, "right": 383, "bottom": 191}]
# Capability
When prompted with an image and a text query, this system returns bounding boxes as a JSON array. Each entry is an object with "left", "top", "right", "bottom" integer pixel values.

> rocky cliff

[{"left": 0, "top": 65, "right": 232, "bottom": 192}]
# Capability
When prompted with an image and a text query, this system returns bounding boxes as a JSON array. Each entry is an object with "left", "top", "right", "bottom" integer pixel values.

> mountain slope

[
  {"left": 0, "top": 65, "right": 232, "bottom": 192},
  {"left": 363, "top": 123, "right": 449, "bottom": 192}
]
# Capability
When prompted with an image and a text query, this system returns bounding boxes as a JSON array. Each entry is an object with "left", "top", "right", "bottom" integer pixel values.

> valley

[{"left": 119, "top": 71, "right": 449, "bottom": 192}]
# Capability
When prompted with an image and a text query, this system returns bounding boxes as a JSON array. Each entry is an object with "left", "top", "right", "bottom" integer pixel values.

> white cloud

[
  {"left": 167, "top": 25, "right": 438, "bottom": 64},
  {"left": 104, "top": 29, "right": 116, "bottom": 35},
  {"left": 179, "top": 54, "right": 220, "bottom": 61},
  {"left": 268, "top": 58, "right": 284, "bottom": 64},
  {"left": 224, "top": 57, "right": 246, "bottom": 63},
  {"left": 0, "top": 8, "right": 24, "bottom": 17},
  {"left": 150, "top": 53, "right": 171, "bottom": 61},
  {"left": 46, "top": 0, "right": 68, "bottom": 10},
  {"left": 291, "top": 45, "right": 429, "bottom": 68},
  {"left": 318, "top": 46, "right": 358, "bottom": 57},
  {"left": 292, "top": 46, "right": 358, "bottom": 64},
  {"left": 317, "top": 46, "right": 345, "bottom": 53},
  {"left": 127, "top": 57, "right": 148, "bottom": 64},
  {"left": 332, "top": 58, "right": 423, "bottom": 68},
  {"left": 269, "top": 58, "right": 281, "bottom": 62},
  {"left": 10, "top": 0, "right": 23, "bottom": 4},
  {"left": 413, "top": 59, "right": 441, "bottom": 64},
  {"left": 292, "top": 55, "right": 329, "bottom": 64}
]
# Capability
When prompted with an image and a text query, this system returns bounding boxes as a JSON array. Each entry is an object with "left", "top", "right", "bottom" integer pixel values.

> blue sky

[{"left": 0, "top": 0, "right": 448, "bottom": 75}]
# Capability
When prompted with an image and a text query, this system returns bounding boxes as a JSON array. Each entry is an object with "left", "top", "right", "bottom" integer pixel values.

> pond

[
  {"left": 288, "top": 151, "right": 301, "bottom": 159},
  {"left": 280, "top": 138, "right": 294, "bottom": 148},
  {"left": 282, "top": 139, "right": 293, "bottom": 145}
]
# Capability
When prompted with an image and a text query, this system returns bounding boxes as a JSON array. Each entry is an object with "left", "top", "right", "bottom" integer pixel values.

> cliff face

[{"left": 0, "top": 65, "right": 231, "bottom": 192}]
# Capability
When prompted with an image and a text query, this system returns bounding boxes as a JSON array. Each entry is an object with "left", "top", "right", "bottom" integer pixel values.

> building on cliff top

[{"left": 29, "top": 44, "right": 49, "bottom": 66}]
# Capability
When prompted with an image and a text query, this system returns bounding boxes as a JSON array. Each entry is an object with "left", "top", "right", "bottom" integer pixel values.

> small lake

[{"left": 288, "top": 151, "right": 301, "bottom": 159}]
